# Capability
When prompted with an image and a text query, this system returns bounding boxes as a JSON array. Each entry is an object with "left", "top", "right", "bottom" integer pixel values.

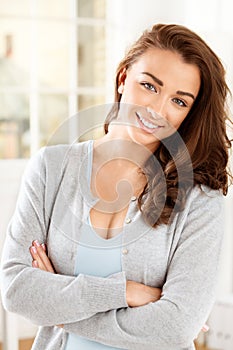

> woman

[{"left": 1, "top": 23, "right": 231, "bottom": 350}]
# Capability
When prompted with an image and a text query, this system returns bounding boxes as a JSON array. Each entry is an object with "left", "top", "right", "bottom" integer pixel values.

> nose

[
  {"left": 146, "top": 107, "right": 162, "bottom": 120},
  {"left": 147, "top": 97, "right": 167, "bottom": 120}
]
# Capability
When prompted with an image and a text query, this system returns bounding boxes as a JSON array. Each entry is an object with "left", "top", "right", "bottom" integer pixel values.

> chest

[{"left": 89, "top": 163, "right": 147, "bottom": 240}]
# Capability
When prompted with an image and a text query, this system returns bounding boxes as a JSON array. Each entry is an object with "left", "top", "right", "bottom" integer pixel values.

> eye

[
  {"left": 172, "top": 97, "right": 187, "bottom": 107},
  {"left": 141, "top": 82, "right": 157, "bottom": 93}
]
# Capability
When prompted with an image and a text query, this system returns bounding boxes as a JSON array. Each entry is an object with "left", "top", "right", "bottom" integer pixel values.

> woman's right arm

[
  {"left": 0, "top": 148, "right": 129, "bottom": 326},
  {"left": 29, "top": 240, "right": 162, "bottom": 309}
]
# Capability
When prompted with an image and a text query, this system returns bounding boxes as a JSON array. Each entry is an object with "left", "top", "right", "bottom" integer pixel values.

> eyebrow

[
  {"left": 141, "top": 71, "right": 195, "bottom": 100},
  {"left": 142, "top": 72, "right": 163, "bottom": 86},
  {"left": 176, "top": 90, "right": 195, "bottom": 100}
]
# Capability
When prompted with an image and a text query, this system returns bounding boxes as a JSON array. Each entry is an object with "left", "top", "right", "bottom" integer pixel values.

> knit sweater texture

[{"left": 0, "top": 140, "right": 224, "bottom": 350}]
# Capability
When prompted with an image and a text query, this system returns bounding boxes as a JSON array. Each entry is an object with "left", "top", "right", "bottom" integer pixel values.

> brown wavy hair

[{"left": 103, "top": 23, "right": 232, "bottom": 228}]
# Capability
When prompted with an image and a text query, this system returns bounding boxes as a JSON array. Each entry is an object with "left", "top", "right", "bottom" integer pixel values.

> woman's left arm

[{"left": 34, "top": 189, "right": 225, "bottom": 349}]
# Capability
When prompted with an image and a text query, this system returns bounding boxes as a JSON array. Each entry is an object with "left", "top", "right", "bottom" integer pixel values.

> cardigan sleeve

[
  {"left": 63, "top": 189, "right": 224, "bottom": 349},
  {"left": 0, "top": 147, "right": 128, "bottom": 326}
]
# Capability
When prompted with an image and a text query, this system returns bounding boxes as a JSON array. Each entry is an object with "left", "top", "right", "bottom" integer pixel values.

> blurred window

[{"left": 0, "top": 0, "right": 106, "bottom": 159}]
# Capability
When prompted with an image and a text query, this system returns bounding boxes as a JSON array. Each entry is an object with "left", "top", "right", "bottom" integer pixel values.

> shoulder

[
  {"left": 169, "top": 185, "right": 225, "bottom": 250},
  {"left": 172, "top": 184, "right": 224, "bottom": 230},
  {"left": 186, "top": 184, "right": 223, "bottom": 205},
  {"left": 28, "top": 140, "right": 91, "bottom": 172},
  {"left": 23, "top": 141, "right": 91, "bottom": 183},
  {"left": 40, "top": 140, "right": 90, "bottom": 164},
  {"left": 181, "top": 184, "right": 224, "bottom": 225}
]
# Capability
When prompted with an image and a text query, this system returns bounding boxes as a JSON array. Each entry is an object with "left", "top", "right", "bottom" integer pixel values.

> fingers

[
  {"left": 29, "top": 240, "right": 55, "bottom": 273},
  {"left": 201, "top": 324, "right": 209, "bottom": 332},
  {"left": 41, "top": 242, "right": 47, "bottom": 252},
  {"left": 30, "top": 244, "right": 46, "bottom": 271},
  {"left": 32, "top": 259, "right": 38, "bottom": 268},
  {"left": 56, "top": 324, "right": 64, "bottom": 328}
]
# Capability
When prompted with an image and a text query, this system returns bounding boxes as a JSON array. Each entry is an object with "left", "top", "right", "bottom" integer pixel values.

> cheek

[
  {"left": 167, "top": 109, "right": 190, "bottom": 130},
  {"left": 117, "top": 102, "right": 138, "bottom": 125},
  {"left": 121, "top": 93, "right": 132, "bottom": 104},
  {"left": 121, "top": 82, "right": 142, "bottom": 104},
  {"left": 174, "top": 117, "right": 186, "bottom": 129}
]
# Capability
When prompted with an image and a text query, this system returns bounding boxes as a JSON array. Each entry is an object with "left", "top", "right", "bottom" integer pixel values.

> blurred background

[{"left": 0, "top": 0, "right": 232, "bottom": 349}]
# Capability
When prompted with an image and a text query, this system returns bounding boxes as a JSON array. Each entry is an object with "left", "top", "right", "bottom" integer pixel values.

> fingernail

[
  {"left": 34, "top": 240, "right": 40, "bottom": 247},
  {"left": 203, "top": 324, "right": 209, "bottom": 332},
  {"left": 41, "top": 243, "right": 46, "bottom": 251},
  {"left": 32, "top": 246, "right": 37, "bottom": 254}
]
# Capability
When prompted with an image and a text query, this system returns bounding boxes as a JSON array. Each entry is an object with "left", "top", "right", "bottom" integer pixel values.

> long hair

[{"left": 104, "top": 24, "right": 232, "bottom": 228}]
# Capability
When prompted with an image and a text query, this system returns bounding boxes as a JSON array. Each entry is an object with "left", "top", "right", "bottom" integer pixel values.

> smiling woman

[
  {"left": 114, "top": 47, "right": 200, "bottom": 144},
  {"left": 0, "top": 23, "right": 232, "bottom": 350}
]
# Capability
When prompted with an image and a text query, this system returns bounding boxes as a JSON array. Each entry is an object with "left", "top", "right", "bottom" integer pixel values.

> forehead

[{"left": 130, "top": 48, "right": 200, "bottom": 94}]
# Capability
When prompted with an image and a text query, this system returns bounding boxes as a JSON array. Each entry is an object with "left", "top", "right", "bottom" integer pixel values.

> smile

[{"left": 136, "top": 112, "right": 162, "bottom": 130}]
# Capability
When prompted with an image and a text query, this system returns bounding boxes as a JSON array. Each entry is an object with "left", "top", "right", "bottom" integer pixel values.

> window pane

[
  {"left": 78, "top": 94, "right": 105, "bottom": 110},
  {"left": 37, "top": 22, "right": 69, "bottom": 89},
  {"left": 0, "top": 19, "right": 30, "bottom": 87},
  {"left": 39, "top": 94, "right": 68, "bottom": 147},
  {"left": 0, "top": 93, "right": 29, "bottom": 158},
  {"left": 78, "top": 95, "right": 105, "bottom": 141},
  {"left": 78, "top": 25, "right": 105, "bottom": 87},
  {"left": 78, "top": 0, "right": 106, "bottom": 18}
]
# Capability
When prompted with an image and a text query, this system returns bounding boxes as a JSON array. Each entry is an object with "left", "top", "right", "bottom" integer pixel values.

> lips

[{"left": 135, "top": 112, "right": 163, "bottom": 133}]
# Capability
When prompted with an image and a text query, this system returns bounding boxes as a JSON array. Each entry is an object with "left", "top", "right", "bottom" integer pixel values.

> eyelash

[
  {"left": 172, "top": 98, "right": 187, "bottom": 108},
  {"left": 140, "top": 82, "right": 157, "bottom": 93},
  {"left": 140, "top": 82, "right": 188, "bottom": 108}
]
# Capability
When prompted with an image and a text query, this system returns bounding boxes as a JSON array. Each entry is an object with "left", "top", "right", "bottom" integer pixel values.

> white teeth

[{"left": 137, "top": 113, "right": 159, "bottom": 129}]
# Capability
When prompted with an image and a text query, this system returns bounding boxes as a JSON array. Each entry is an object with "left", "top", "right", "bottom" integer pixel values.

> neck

[
  {"left": 99, "top": 123, "right": 159, "bottom": 151},
  {"left": 93, "top": 133, "right": 157, "bottom": 173}
]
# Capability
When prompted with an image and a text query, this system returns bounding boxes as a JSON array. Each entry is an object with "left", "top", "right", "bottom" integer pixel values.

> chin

[{"left": 127, "top": 127, "right": 161, "bottom": 149}]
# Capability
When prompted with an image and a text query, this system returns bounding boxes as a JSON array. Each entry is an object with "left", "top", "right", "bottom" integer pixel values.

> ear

[{"left": 117, "top": 68, "right": 127, "bottom": 94}]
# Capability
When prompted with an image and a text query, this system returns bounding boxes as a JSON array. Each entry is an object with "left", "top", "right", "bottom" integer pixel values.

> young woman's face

[{"left": 115, "top": 47, "right": 201, "bottom": 151}]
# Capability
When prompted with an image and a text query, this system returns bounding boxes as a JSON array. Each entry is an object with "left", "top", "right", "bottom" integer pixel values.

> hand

[
  {"left": 126, "top": 280, "right": 209, "bottom": 334},
  {"left": 29, "top": 240, "right": 55, "bottom": 273},
  {"left": 29, "top": 240, "right": 63, "bottom": 328},
  {"left": 126, "top": 280, "right": 161, "bottom": 307}
]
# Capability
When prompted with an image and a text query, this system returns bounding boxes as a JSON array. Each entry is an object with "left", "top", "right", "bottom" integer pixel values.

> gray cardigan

[{"left": 0, "top": 140, "right": 224, "bottom": 350}]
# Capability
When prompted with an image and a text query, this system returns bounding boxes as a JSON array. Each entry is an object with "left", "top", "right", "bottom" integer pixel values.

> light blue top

[{"left": 65, "top": 140, "right": 125, "bottom": 349}]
